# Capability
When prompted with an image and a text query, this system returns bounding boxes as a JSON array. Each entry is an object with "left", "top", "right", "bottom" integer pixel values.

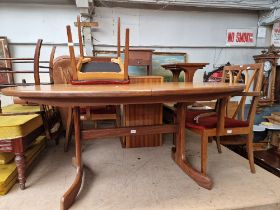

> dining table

[{"left": 2, "top": 82, "right": 245, "bottom": 210}]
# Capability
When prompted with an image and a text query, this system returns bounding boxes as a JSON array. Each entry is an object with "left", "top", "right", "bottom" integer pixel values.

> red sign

[{"left": 226, "top": 29, "right": 256, "bottom": 46}]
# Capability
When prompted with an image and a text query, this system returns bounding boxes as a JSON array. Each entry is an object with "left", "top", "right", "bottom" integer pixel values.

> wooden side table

[
  {"left": 128, "top": 49, "right": 154, "bottom": 75},
  {"left": 162, "top": 63, "right": 209, "bottom": 82}
]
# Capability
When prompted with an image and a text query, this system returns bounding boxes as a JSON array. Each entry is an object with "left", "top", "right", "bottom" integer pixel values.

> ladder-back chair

[{"left": 185, "top": 63, "right": 264, "bottom": 184}]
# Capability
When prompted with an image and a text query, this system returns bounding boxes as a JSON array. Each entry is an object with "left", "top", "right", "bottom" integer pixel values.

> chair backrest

[
  {"left": 222, "top": 63, "right": 264, "bottom": 127},
  {"left": 66, "top": 16, "right": 129, "bottom": 82},
  {"left": 33, "top": 39, "right": 43, "bottom": 85}
]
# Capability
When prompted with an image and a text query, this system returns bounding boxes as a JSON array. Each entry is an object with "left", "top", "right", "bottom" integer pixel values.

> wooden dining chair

[
  {"left": 185, "top": 63, "right": 264, "bottom": 177},
  {"left": 67, "top": 16, "right": 129, "bottom": 84},
  {"left": 63, "top": 16, "right": 130, "bottom": 152}
]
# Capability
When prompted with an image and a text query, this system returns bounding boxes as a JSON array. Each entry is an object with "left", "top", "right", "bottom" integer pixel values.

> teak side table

[{"left": 162, "top": 63, "right": 209, "bottom": 82}]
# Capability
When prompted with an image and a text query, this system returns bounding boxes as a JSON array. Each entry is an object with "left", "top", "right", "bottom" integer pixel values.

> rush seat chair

[{"left": 185, "top": 63, "right": 264, "bottom": 178}]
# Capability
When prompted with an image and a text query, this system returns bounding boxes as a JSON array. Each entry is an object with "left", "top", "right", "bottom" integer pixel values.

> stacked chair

[
  {"left": 0, "top": 39, "right": 62, "bottom": 193},
  {"left": 185, "top": 64, "right": 264, "bottom": 178},
  {"left": 61, "top": 16, "right": 129, "bottom": 152}
]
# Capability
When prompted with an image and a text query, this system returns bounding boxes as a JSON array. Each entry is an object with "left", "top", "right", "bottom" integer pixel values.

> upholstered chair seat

[
  {"left": 185, "top": 110, "right": 249, "bottom": 130},
  {"left": 0, "top": 114, "right": 42, "bottom": 140},
  {"left": 2, "top": 104, "right": 40, "bottom": 114}
]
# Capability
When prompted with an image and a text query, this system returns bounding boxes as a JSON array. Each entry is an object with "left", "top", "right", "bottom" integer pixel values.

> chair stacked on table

[{"left": 60, "top": 16, "right": 129, "bottom": 152}]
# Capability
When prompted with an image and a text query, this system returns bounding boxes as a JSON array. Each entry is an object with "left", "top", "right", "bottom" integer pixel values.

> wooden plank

[
  {"left": 74, "top": 22, "right": 98, "bottom": 27},
  {"left": 81, "top": 124, "right": 178, "bottom": 140}
]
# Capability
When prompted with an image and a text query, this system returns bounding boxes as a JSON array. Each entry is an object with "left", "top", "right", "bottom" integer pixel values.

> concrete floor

[{"left": 1, "top": 132, "right": 280, "bottom": 210}]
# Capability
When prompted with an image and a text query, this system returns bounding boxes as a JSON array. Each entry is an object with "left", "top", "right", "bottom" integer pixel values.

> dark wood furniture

[
  {"left": 0, "top": 36, "right": 13, "bottom": 86},
  {"left": 253, "top": 45, "right": 280, "bottom": 106},
  {"left": 161, "top": 63, "right": 209, "bottom": 82},
  {"left": 128, "top": 49, "right": 154, "bottom": 75},
  {"left": 185, "top": 64, "right": 264, "bottom": 178},
  {"left": 275, "top": 65, "right": 280, "bottom": 103},
  {"left": 254, "top": 147, "right": 280, "bottom": 177},
  {"left": 2, "top": 82, "right": 245, "bottom": 209},
  {"left": 123, "top": 76, "right": 163, "bottom": 148}
]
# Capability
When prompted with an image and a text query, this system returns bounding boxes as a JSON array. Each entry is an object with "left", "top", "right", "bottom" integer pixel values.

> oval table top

[{"left": 1, "top": 82, "right": 245, "bottom": 106}]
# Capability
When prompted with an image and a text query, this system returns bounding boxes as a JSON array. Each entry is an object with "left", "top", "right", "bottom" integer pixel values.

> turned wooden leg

[
  {"left": 61, "top": 107, "right": 83, "bottom": 210},
  {"left": 15, "top": 153, "right": 26, "bottom": 190},
  {"left": 201, "top": 133, "right": 208, "bottom": 175},
  {"left": 246, "top": 132, "right": 256, "bottom": 173}
]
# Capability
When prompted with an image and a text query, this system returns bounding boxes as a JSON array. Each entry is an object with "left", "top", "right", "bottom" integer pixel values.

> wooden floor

[{"left": 1, "top": 131, "right": 280, "bottom": 210}]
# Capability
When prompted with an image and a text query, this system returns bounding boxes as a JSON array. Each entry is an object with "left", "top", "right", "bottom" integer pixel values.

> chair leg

[
  {"left": 201, "top": 133, "right": 208, "bottom": 175},
  {"left": 216, "top": 136, "right": 222, "bottom": 153},
  {"left": 246, "top": 132, "right": 256, "bottom": 173},
  {"left": 15, "top": 153, "right": 26, "bottom": 190}
]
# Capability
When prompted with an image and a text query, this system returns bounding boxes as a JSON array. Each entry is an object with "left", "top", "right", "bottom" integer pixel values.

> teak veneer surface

[{"left": 2, "top": 82, "right": 245, "bottom": 99}]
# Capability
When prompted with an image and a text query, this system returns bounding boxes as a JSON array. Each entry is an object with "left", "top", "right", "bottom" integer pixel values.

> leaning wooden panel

[{"left": 123, "top": 76, "right": 163, "bottom": 148}]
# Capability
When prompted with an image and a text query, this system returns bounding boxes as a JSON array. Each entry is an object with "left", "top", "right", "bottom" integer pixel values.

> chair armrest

[{"left": 233, "top": 92, "right": 260, "bottom": 97}]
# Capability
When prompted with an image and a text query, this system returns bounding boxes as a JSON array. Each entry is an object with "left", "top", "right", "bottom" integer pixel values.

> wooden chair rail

[
  {"left": 233, "top": 91, "right": 260, "bottom": 96},
  {"left": 0, "top": 70, "right": 50, "bottom": 74},
  {"left": 81, "top": 124, "right": 178, "bottom": 140}
]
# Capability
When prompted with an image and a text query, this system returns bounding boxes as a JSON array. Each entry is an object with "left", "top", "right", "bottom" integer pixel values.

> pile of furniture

[
  {"left": 0, "top": 15, "right": 271, "bottom": 210},
  {"left": 0, "top": 39, "right": 62, "bottom": 193}
]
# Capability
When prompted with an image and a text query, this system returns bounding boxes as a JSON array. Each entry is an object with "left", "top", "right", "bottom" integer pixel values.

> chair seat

[
  {"left": 80, "top": 106, "right": 117, "bottom": 115},
  {"left": 2, "top": 104, "right": 40, "bottom": 114},
  {"left": 0, "top": 114, "right": 43, "bottom": 140},
  {"left": 185, "top": 110, "right": 249, "bottom": 130}
]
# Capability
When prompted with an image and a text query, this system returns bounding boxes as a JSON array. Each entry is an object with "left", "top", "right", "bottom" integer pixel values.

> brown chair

[
  {"left": 67, "top": 16, "right": 129, "bottom": 84},
  {"left": 63, "top": 16, "right": 130, "bottom": 152},
  {"left": 185, "top": 63, "right": 263, "bottom": 180}
]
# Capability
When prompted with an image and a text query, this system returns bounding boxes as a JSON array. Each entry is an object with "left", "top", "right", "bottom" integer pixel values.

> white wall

[
  {"left": 93, "top": 7, "right": 271, "bottom": 81},
  {"left": 0, "top": 3, "right": 272, "bottom": 106}
]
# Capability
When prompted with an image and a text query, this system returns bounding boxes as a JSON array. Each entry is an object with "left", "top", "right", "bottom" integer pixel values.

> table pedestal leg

[
  {"left": 184, "top": 70, "right": 195, "bottom": 82},
  {"left": 172, "top": 103, "right": 213, "bottom": 190},
  {"left": 172, "top": 70, "right": 181, "bottom": 82},
  {"left": 61, "top": 107, "right": 83, "bottom": 210}
]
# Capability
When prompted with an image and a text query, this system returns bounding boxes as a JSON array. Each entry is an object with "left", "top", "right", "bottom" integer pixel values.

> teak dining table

[{"left": 2, "top": 82, "right": 245, "bottom": 210}]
